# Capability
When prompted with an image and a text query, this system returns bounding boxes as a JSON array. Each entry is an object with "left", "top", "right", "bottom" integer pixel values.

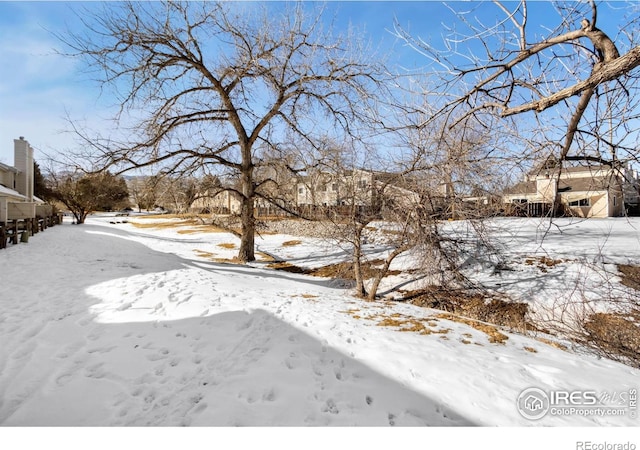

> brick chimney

[{"left": 14, "top": 136, "right": 34, "bottom": 201}]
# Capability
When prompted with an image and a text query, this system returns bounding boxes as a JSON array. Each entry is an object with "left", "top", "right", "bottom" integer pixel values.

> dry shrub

[
  {"left": 583, "top": 312, "right": 640, "bottom": 368},
  {"left": 403, "top": 286, "right": 531, "bottom": 331},
  {"left": 282, "top": 240, "right": 303, "bottom": 247}
]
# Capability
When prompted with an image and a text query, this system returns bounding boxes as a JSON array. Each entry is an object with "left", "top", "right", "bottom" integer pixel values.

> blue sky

[{"left": 0, "top": 1, "right": 631, "bottom": 166}]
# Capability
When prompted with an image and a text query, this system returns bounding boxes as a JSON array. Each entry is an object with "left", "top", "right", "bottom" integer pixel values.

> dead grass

[
  {"left": 534, "top": 337, "right": 568, "bottom": 351},
  {"left": 282, "top": 240, "right": 303, "bottom": 247},
  {"left": 266, "top": 261, "right": 309, "bottom": 274},
  {"left": 177, "top": 225, "right": 226, "bottom": 234},
  {"left": 583, "top": 311, "right": 640, "bottom": 367},
  {"left": 194, "top": 249, "right": 216, "bottom": 259},
  {"left": 311, "top": 260, "right": 401, "bottom": 279},
  {"left": 256, "top": 252, "right": 277, "bottom": 263},
  {"left": 524, "top": 346, "right": 538, "bottom": 353},
  {"left": 267, "top": 258, "right": 401, "bottom": 280},
  {"left": 211, "top": 256, "right": 244, "bottom": 264},
  {"left": 435, "top": 312, "right": 509, "bottom": 344},
  {"left": 374, "top": 313, "right": 450, "bottom": 336},
  {"left": 524, "top": 256, "right": 565, "bottom": 273},
  {"left": 217, "top": 243, "right": 236, "bottom": 249},
  {"left": 130, "top": 219, "right": 199, "bottom": 229},
  {"left": 618, "top": 264, "right": 640, "bottom": 291},
  {"left": 403, "top": 286, "right": 532, "bottom": 332}
]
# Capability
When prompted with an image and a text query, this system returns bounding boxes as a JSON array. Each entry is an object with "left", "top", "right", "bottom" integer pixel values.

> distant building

[{"left": 503, "top": 161, "right": 640, "bottom": 218}]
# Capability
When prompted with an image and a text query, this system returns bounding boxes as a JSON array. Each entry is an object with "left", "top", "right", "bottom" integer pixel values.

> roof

[
  {"left": 504, "top": 176, "right": 622, "bottom": 196},
  {"left": 504, "top": 180, "right": 536, "bottom": 195},
  {"left": 0, "top": 184, "right": 26, "bottom": 200},
  {"left": 0, "top": 161, "right": 19, "bottom": 174}
]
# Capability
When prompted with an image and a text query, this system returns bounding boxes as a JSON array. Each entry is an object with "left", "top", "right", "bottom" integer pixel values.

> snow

[{"left": 0, "top": 214, "right": 638, "bottom": 442}]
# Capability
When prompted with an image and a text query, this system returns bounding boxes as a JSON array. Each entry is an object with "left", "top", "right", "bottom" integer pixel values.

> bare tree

[
  {"left": 393, "top": 0, "right": 640, "bottom": 169},
  {"left": 61, "top": 1, "right": 386, "bottom": 261}
]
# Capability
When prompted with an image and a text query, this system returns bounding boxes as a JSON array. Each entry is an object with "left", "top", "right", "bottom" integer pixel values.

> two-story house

[{"left": 503, "top": 160, "right": 640, "bottom": 218}]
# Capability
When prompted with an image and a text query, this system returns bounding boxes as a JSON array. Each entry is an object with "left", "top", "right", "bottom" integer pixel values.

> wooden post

[
  {"left": 0, "top": 225, "right": 6, "bottom": 250},
  {"left": 10, "top": 221, "right": 18, "bottom": 245}
]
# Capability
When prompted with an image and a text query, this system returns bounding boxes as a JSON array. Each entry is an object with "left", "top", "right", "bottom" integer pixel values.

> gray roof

[{"left": 505, "top": 176, "right": 623, "bottom": 196}]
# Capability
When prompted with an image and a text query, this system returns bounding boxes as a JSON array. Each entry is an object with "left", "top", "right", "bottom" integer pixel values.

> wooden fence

[{"left": 0, "top": 213, "right": 63, "bottom": 250}]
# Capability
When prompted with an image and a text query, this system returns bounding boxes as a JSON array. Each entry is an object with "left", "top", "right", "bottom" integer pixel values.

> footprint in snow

[
  {"left": 55, "top": 373, "right": 73, "bottom": 386},
  {"left": 169, "top": 358, "right": 180, "bottom": 367}
]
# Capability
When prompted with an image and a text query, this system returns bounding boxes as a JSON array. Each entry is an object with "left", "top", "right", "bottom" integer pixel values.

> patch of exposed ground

[
  {"left": 524, "top": 256, "right": 566, "bottom": 273},
  {"left": 130, "top": 219, "right": 200, "bottom": 229},
  {"left": 534, "top": 337, "right": 568, "bottom": 351},
  {"left": 194, "top": 249, "right": 216, "bottom": 259},
  {"left": 583, "top": 311, "right": 640, "bottom": 368},
  {"left": 618, "top": 264, "right": 640, "bottom": 291},
  {"left": 434, "top": 313, "right": 508, "bottom": 344},
  {"left": 402, "top": 286, "right": 533, "bottom": 332},
  {"left": 177, "top": 225, "right": 226, "bottom": 234},
  {"left": 281, "top": 240, "right": 302, "bottom": 247},
  {"left": 268, "top": 259, "right": 401, "bottom": 280},
  {"left": 266, "top": 261, "right": 308, "bottom": 274},
  {"left": 339, "top": 307, "right": 519, "bottom": 346}
]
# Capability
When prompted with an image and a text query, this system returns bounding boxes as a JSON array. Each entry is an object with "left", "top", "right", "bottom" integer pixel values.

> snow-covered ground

[{"left": 0, "top": 215, "right": 638, "bottom": 434}]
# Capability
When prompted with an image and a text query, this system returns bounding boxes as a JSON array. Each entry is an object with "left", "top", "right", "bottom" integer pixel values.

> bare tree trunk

[
  {"left": 352, "top": 222, "right": 368, "bottom": 298},
  {"left": 367, "top": 246, "right": 407, "bottom": 301},
  {"left": 238, "top": 163, "right": 256, "bottom": 262}
]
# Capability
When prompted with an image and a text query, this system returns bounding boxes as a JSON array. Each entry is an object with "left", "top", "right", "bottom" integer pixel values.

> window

[
  {"left": 319, "top": 184, "right": 327, "bottom": 192},
  {"left": 613, "top": 196, "right": 618, "bottom": 207},
  {"left": 298, "top": 187, "right": 304, "bottom": 194},
  {"left": 511, "top": 199, "right": 528, "bottom": 204},
  {"left": 332, "top": 183, "right": 338, "bottom": 192},
  {"left": 569, "top": 198, "right": 590, "bottom": 207},
  {"left": 357, "top": 180, "right": 367, "bottom": 189}
]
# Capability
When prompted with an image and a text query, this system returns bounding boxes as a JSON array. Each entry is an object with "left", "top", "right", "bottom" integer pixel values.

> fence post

[{"left": 10, "top": 221, "right": 18, "bottom": 245}]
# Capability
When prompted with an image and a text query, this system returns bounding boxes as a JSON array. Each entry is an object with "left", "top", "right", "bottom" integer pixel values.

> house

[
  {"left": 503, "top": 160, "right": 640, "bottom": 218},
  {"left": 294, "top": 168, "right": 424, "bottom": 219},
  {"left": 0, "top": 137, "right": 37, "bottom": 224}
]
